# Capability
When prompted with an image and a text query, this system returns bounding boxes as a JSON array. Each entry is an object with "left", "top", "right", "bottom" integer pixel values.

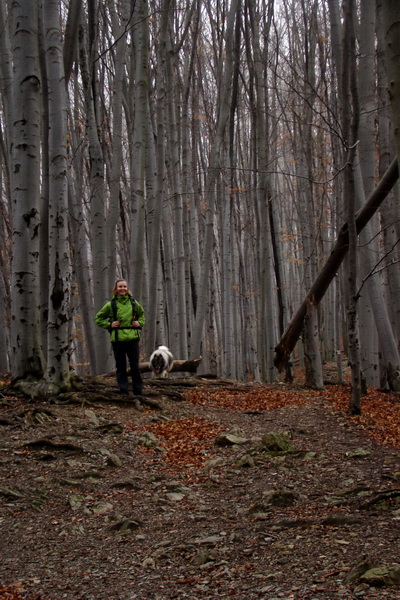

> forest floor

[{"left": 1, "top": 368, "right": 400, "bottom": 600}]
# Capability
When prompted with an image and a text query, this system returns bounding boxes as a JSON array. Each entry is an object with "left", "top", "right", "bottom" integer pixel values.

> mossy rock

[
  {"left": 261, "top": 432, "right": 294, "bottom": 453},
  {"left": 360, "top": 565, "right": 400, "bottom": 587}
]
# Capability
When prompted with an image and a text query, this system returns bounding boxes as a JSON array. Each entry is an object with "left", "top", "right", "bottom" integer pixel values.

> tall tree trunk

[
  {"left": 377, "top": 0, "right": 400, "bottom": 356},
  {"left": 63, "top": 0, "right": 82, "bottom": 85},
  {"left": 41, "top": 0, "right": 71, "bottom": 392},
  {"left": 79, "top": 10, "right": 110, "bottom": 374},
  {"left": 67, "top": 171, "right": 98, "bottom": 373},
  {"left": 0, "top": 1, "right": 13, "bottom": 155},
  {"left": 106, "top": 0, "right": 129, "bottom": 291},
  {"left": 296, "top": 0, "right": 323, "bottom": 389},
  {"left": 162, "top": 3, "right": 196, "bottom": 360},
  {"left": 181, "top": 6, "right": 201, "bottom": 359},
  {"left": 128, "top": 0, "right": 148, "bottom": 302},
  {"left": 343, "top": 0, "right": 362, "bottom": 414},
  {"left": 378, "top": 0, "right": 400, "bottom": 389},
  {"left": 0, "top": 1, "right": 12, "bottom": 373},
  {"left": 144, "top": 0, "right": 168, "bottom": 353},
  {"left": 10, "top": 0, "right": 46, "bottom": 380},
  {"left": 191, "top": 0, "right": 239, "bottom": 359},
  {"left": 220, "top": 0, "right": 242, "bottom": 379},
  {"left": 245, "top": 0, "right": 277, "bottom": 383},
  {"left": 357, "top": 0, "right": 380, "bottom": 388},
  {"left": 0, "top": 185, "right": 10, "bottom": 372},
  {"left": 382, "top": 0, "right": 400, "bottom": 164},
  {"left": 38, "top": 7, "right": 50, "bottom": 359}
]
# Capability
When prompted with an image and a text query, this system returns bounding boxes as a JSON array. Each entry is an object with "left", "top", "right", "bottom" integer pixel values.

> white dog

[{"left": 149, "top": 346, "right": 174, "bottom": 378}]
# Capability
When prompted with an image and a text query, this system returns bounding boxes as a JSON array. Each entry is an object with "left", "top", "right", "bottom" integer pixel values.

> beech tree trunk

[
  {"left": 106, "top": 0, "right": 128, "bottom": 291},
  {"left": 10, "top": 0, "right": 46, "bottom": 380},
  {"left": 0, "top": 2, "right": 12, "bottom": 373},
  {"left": 42, "top": 0, "right": 71, "bottom": 393},
  {"left": 79, "top": 5, "right": 111, "bottom": 374},
  {"left": 377, "top": 0, "right": 400, "bottom": 352},
  {"left": 382, "top": 1, "right": 400, "bottom": 164},
  {"left": 191, "top": 0, "right": 239, "bottom": 360},
  {"left": 357, "top": 0, "right": 380, "bottom": 388}
]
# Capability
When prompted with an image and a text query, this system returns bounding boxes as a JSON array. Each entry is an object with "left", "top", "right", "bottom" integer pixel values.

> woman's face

[{"left": 116, "top": 280, "right": 128, "bottom": 296}]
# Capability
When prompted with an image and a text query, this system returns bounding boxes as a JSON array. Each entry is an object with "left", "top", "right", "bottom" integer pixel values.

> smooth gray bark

[
  {"left": 10, "top": 0, "right": 46, "bottom": 379},
  {"left": 42, "top": 0, "right": 71, "bottom": 392},
  {"left": 377, "top": 0, "right": 400, "bottom": 349},
  {"left": 79, "top": 6, "right": 111, "bottom": 373},
  {"left": 382, "top": 1, "right": 400, "bottom": 163},
  {"left": 191, "top": 0, "right": 239, "bottom": 359}
]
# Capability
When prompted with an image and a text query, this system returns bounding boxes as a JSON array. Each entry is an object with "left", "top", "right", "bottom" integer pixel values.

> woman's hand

[
  {"left": 112, "top": 321, "right": 120, "bottom": 328},
  {"left": 132, "top": 320, "right": 140, "bottom": 328}
]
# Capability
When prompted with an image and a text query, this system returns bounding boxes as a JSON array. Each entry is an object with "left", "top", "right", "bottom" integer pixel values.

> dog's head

[{"left": 151, "top": 352, "right": 167, "bottom": 375}]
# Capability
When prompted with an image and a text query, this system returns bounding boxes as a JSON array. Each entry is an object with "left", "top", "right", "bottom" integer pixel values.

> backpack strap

[
  {"left": 111, "top": 298, "right": 119, "bottom": 341},
  {"left": 111, "top": 297, "right": 118, "bottom": 321},
  {"left": 110, "top": 296, "right": 138, "bottom": 342},
  {"left": 130, "top": 297, "right": 137, "bottom": 319}
]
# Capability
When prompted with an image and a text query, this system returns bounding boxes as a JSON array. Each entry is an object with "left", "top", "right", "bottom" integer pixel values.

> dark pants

[{"left": 112, "top": 340, "right": 143, "bottom": 395}]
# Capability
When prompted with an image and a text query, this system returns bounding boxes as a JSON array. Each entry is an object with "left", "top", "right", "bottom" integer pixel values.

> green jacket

[{"left": 95, "top": 294, "right": 145, "bottom": 342}]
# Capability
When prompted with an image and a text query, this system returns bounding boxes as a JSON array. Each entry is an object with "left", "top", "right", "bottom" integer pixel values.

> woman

[{"left": 95, "top": 279, "right": 145, "bottom": 396}]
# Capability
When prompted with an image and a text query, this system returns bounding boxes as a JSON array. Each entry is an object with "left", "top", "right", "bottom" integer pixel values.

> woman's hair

[{"left": 112, "top": 279, "right": 132, "bottom": 296}]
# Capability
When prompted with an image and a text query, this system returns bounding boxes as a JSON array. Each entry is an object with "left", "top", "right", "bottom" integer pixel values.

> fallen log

[
  {"left": 139, "top": 356, "right": 202, "bottom": 374},
  {"left": 101, "top": 357, "right": 203, "bottom": 380}
]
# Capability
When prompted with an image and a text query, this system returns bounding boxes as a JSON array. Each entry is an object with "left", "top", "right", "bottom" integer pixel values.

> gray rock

[
  {"left": 84, "top": 409, "right": 100, "bottom": 427},
  {"left": 99, "top": 448, "right": 122, "bottom": 467},
  {"left": 360, "top": 565, "right": 400, "bottom": 587},
  {"left": 345, "top": 559, "right": 376, "bottom": 585},
  {"left": 235, "top": 454, "right": 255, "bottom": 468},
  {"left": 215, "top": 433, "right": 248, "bottom": 446}
]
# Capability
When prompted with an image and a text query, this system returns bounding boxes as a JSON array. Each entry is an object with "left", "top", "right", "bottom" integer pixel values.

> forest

[
  {"left": 1, "top": 3, "right": 400, "bottom": 599},
  {"left": 1, "top": 0, "right": 400, "bottom": 411}
]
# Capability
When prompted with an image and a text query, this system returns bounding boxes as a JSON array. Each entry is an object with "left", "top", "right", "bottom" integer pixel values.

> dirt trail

[{"left": 1, "top": 377, "right": 399, "bottom": 600}]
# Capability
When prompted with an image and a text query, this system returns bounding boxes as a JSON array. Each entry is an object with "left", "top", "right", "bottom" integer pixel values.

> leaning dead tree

[{"left": 274, "top": 157, "right": 399, "bottom": 372}]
